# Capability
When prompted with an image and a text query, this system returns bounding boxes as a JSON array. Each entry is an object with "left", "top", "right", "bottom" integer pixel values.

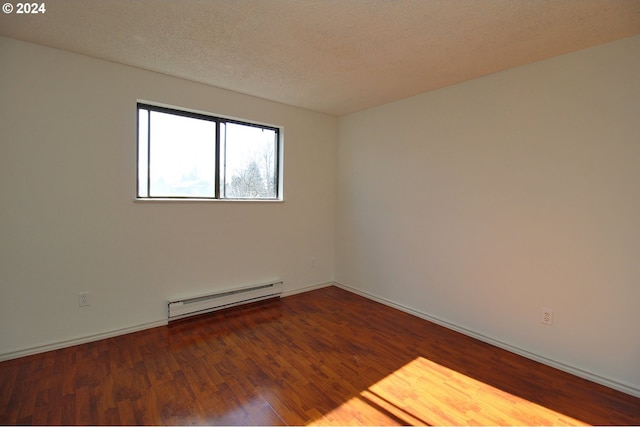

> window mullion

[
  {"left": 215, "top": 120, "right": 221, "bottom": 199},
  {"left": 147, "top": 110, "right": 151, "bottom": 197}
]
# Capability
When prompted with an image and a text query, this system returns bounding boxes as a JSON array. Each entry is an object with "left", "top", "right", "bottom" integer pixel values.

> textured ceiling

[{"left": 1, "top": 0, "right": 639, "bottom": 115}]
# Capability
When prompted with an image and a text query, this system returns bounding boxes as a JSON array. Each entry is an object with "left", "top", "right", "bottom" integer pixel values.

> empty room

[{"left": 1, "top": 1, "right": 639, "bottom": 425}]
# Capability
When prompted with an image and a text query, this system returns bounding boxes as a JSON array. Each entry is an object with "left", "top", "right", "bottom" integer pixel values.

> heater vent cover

[{"left": 168, "top": 281, "right": 283, "bottom": 321}]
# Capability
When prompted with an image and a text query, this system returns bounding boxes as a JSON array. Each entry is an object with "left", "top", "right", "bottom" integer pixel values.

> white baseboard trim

[
  {"left": 283, "top": 281, "right": 334, "bottom": 298},
  {"left": 333, "top": 281, "right": 640, "bottom": 399},
  {"left": 0, "top": 319, "right": 168, "bottom": 362}
]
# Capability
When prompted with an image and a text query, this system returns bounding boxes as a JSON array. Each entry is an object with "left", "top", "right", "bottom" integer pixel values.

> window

[{"left": 137, "top": 103, "right": 281, "bottom": 200}]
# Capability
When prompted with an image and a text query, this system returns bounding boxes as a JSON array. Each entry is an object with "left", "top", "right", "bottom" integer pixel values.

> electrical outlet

[
  {"left": 541, "top": 307, "right": 553, "bottom": 325},
  {"left": 79, "top": 292, "right": 90, "bottom": 307},
  {"left": 311, "top": 257, "right": 317, "bottom": 268}
]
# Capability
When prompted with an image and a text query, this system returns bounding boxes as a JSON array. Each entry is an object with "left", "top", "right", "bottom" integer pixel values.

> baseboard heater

[{"left": 168, "top": 281, "right": 283, "bottom": 321}]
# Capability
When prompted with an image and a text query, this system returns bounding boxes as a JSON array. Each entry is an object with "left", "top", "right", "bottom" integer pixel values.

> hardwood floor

[{"left": 1, "top": 286, "right": 638, "bottom": 425}]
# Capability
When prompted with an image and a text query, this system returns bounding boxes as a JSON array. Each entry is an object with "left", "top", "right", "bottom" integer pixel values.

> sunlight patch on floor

[{"left": 308, "top": 357, "right": 588, "bottom": 426}]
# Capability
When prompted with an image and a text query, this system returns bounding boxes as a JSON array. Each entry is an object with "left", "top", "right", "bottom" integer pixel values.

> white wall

[
  {"left": 0, "top": 36, "right": 336, "bottom": 357},
  {"left": 336, "top": 36, "right": 640, "bottom": 395}
]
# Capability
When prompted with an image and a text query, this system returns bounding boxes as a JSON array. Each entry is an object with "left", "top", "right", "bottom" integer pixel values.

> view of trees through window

[
  {"left": 137, "top": 104, "right": 280, "bottom": 200},
  {"left": 222, "top": 122, "right": 277, "bottom": 199}
]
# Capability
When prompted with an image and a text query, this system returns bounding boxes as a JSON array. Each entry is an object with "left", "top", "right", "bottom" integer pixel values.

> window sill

[{"left": 134, "top": 198, "right": 284, "bottom": 203}]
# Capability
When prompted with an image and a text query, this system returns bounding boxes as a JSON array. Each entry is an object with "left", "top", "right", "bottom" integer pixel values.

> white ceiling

[{"left": 1, "top": 0, "right": 639, "bottom": 115}]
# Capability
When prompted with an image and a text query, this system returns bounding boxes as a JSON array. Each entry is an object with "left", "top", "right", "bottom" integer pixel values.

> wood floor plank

[{"left": 0, "top": 286, "right": 638, "bottom": 425}]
